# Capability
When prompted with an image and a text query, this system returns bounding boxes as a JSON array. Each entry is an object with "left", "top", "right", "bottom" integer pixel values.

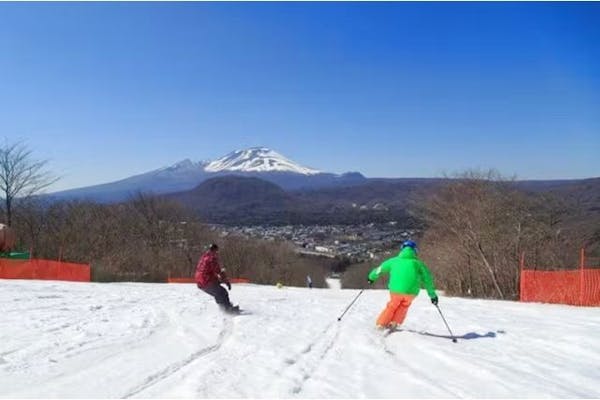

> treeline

[
  {"left": 5, "top": 168, "right": 598, "bottom": 299},
  {"left": 343, "top": 170, "right": 600, "bottom": 300},
  {"left": 7, "top": 193, "right": 329, "bottom": 287}
]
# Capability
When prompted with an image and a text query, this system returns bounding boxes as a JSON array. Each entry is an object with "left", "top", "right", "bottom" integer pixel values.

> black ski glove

[
  {"left": 431, "top": 296, "right": 439, "bottom": 306},
  {"left": 225, "top": 281, "right": 232, "bottom": 291},
  {"left": 367, "top": 278, "right": 374, "bottom": 285}
]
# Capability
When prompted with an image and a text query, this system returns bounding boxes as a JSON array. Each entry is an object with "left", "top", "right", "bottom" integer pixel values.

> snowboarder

[
  {"left": 195, "top": 243, "right": 240, "bottom": 314},
  {"left": 367, "top": 240, "right": 438, "bottom": 330}
]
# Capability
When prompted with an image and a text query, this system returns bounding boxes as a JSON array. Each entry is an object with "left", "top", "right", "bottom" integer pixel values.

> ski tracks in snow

[
  {"left": 377, "top": 329, "right": 463, "bottom": 397},
  {"left": 123, "top": 316, "right": 234, "bottom": 398},
  {"left": 3, "top": 281, "right": 599, "bottom": 398},
  {"left": 279, "top": 321, "right": 341, "bottom": 395}
]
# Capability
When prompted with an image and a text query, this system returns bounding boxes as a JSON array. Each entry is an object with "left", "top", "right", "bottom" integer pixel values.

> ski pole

[
  {"left": 435, "top": 304, "right": 457, "bottom": 343},
  {"left": 337, "top": 289, "right": 364, "bottom": 321}
]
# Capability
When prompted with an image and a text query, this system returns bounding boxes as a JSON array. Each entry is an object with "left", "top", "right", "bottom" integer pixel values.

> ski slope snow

[{"left": 1, "top": 279, "right": 599, "bottom": 398}]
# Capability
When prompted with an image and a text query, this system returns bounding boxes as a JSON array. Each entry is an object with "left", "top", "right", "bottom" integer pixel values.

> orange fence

[
  {"left": 520, "top": 249, "right": 600, "bottom": 306},
  {"left": 167, "top": 277, "right": 251, "bottom": 284},
  {"left": 168, "top": 277, "right": 197, "bottom": 284},
  {"left": 0, "top": 258, "right": 90, "bottom": 282}
]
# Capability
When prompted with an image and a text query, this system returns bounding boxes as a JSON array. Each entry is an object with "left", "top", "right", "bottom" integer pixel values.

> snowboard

[{"left": 222, "top": 305, "right": 250, "bottom": 315}]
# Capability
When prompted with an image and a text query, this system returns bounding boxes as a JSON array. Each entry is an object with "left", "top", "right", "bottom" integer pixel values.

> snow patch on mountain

[
  {"left": 204, "top": 147, "right": 321, "bottom": 175},
  {"left": 156, "top": 159, "right": 208, "bottom": 173}
]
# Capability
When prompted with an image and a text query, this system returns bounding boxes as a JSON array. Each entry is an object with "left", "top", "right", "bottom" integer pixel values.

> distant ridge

[
  {"left": 47, "top": 147, "right": 364, "bottom": 202},
  {"left": 42, "top": 147, "right": 600, "bottom": 227}
]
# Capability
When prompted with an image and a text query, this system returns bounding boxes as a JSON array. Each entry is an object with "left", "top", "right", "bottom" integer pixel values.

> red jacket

[{"left": 195, "top": 250, "right": 225, "bottom": 287}]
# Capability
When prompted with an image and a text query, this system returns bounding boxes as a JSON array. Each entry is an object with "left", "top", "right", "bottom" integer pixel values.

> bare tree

[
  {"left": 0, "top": 140, "right": 58, "bottom": 226},
  {"left": 408, "top": 169, "right": 580, "bottom": 299},
  {"left": 126, "top": 192, "right": 192, "bottom": 276},
  {"left": 9, "top": 190, "right": 331, "bottom": 286}
]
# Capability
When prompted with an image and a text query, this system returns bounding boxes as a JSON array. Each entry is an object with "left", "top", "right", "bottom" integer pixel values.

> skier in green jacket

[{"left": 368, "top": 240, "right": 438, "bottom": 330}]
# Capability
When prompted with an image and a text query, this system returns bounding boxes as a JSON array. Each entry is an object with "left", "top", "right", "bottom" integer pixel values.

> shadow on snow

[{"left": 402, "top": 329, "right": 501, "bottom": 340}]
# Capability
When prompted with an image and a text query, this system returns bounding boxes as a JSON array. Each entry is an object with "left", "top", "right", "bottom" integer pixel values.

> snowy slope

[
  {"left": 1, "top": 280, "right": 599, "bottom": 398},
  {"left": 204, "top": 147, "right": 321, "bottom": 175}
]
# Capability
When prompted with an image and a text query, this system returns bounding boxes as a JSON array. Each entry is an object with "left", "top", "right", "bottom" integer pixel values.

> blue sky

[{"left": 0, "top": 2, "right": 599, "bottom": 192}]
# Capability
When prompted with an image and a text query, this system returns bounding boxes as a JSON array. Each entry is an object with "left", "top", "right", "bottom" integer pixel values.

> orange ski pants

[{"left": 376, "top": 293, "right": 415, "bottom": 327}]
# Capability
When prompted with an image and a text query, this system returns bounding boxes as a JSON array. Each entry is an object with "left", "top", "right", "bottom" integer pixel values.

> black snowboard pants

[{"left": 198, "top": 282, "right": 233, "bottom": 310}]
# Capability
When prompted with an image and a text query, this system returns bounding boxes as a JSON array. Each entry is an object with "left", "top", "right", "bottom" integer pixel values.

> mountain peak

[
  {"left": 204, "top": 147, "right": 321, "bottom": 175},
  {"left": 157, "top": 158, "right": 207, "bottom": 173}
]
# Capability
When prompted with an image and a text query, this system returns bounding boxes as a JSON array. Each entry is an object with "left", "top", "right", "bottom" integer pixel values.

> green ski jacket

[{"left": 368, "top": 247, "right": 437, "bottom": 298}]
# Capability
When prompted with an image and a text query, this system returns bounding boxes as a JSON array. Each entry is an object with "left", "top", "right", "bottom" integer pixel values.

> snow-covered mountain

[
  {"left": 205, "top": 147, "right": 321, "bottom": 175},
  {"left": 155, "top": 158, "right": 209, "bottom": 174},
  {"left": 47, "top": 147, "right": 365, "bottom": 203}
]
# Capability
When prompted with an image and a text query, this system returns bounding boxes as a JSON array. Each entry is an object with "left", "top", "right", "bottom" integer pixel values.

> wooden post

[{"left": 519, "top": 251, "right": 525, "bottom": 302}]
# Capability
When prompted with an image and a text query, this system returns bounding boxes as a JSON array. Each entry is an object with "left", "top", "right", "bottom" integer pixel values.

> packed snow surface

[
  {"left": 204, "top": 147, "right": 321, "bottom": 175},
  {"left": 1, "top": 279, "right": 599, "bottom": 398}
]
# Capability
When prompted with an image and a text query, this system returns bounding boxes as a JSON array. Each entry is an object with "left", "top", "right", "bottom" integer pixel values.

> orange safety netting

[
  {"left": 520, "top": 269, "right": 600, "bottom": 306},
  {"left": 0, "top": 258, "right": 90, "bottom": 282},
  {"left": 582, "top": 268, "right": 600, "bottom": 306}
]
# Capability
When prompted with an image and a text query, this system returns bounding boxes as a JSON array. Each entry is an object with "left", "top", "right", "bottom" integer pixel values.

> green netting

[{"left": 0, "top": 251, "right": 30, "bottom": 259}]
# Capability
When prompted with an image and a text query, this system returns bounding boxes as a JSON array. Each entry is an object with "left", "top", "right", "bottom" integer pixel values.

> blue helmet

[{"left": 401, "top": 240, "right": 418, "bottom": 252}]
